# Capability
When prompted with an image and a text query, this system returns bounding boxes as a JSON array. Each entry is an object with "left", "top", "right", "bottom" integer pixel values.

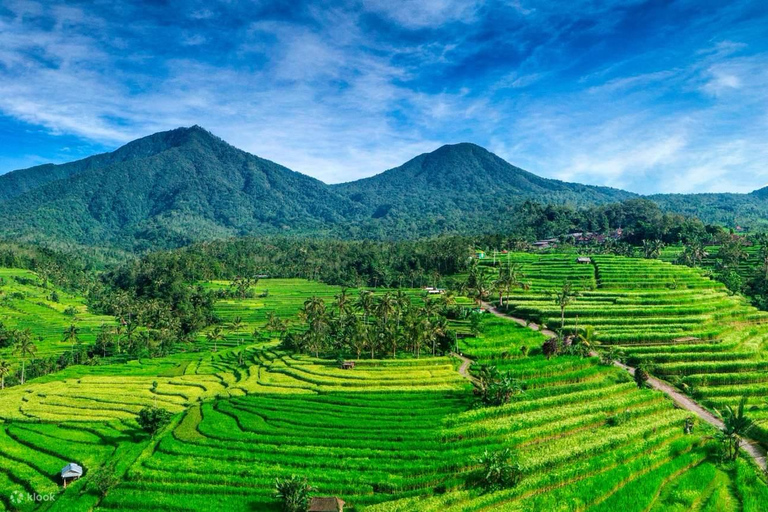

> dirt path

[
  {"left": 480, "top": 300, "right": 768, "bottom": 472},
  {"left": 451, "top": 352, "right": 479, "bottom": 385},
  {"left": 480, "top": 300, "right": 557, "bottom": 337}
]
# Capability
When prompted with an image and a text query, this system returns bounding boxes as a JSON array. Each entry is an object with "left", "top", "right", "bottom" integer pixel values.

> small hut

[
  {"left": 340, "top": 361, "right": 355, "bottom": 370},
  {"left": 576, "top": 257, "right": 592, "bottom": 264},
  {"left": 61, "top": 463, "right": 83, "bottom": 488},
  {"left": 309, "top": 497, "right": 346, "bottom": 512}
]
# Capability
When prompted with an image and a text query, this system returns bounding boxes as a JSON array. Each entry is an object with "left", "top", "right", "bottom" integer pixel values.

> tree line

[{"left": 277, "top": 289, "right": 467, "bottom": 360}]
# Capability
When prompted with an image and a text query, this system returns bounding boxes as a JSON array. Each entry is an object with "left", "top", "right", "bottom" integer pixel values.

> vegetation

[{"left": 136, "top": 406, "right": 174, "bottom": 435}]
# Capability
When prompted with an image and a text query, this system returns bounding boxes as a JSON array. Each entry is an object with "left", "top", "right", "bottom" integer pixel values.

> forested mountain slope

[
  {"left": 0, "top": 127, "right": 357, "bottom": 251},
  {"left": 2, "top": 126, "right": 768, "bottom": 250}
]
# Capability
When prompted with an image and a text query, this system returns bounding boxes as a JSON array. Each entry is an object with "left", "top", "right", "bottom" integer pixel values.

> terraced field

[
  {"left": 0, "top": 268, "right": 116, "bottom": 362},
  {"left": 198, "top": 278, "right": 474, "bottom": 350},
  {"left": 496, "top": 253, "right": 768, "bottom": 444},
  {"left": 2, "top": 264, "right": 768, "bottom": 511},
  {"left": 365, "top": 317, "right": 768, "bottom": 511}
]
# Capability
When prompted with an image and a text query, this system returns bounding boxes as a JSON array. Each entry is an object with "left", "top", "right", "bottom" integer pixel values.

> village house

[
  {"left": 61, "top": 463, "right": 83, "bottom": 488},
  {"left": 309, "top": 496, "right": 346, "bottom": 512}
]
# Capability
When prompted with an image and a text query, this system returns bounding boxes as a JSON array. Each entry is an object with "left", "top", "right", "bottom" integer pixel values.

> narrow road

[
  {"left": 480, "top": 300, "right": 556, "bottom": 337},
  {"left": 480, "top": 300, "right": 768, "bottom": 472},
  {"left": 450, "top": 352, "right": 479, "bottom": 385}
]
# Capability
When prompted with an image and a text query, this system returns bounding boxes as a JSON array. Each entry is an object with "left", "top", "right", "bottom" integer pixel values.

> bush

[
  {"left": 475, "top": 448, "right": 523, "bottom": 491},
  {"left": 137, "top": 406, "right": 173, "bottom": 435},
  {"left": 274, "top": 475, "right": 314, "bottom": 512},
  {"left": 634, "top": 365, "right": 650, "bottom": 389},
  {"left": 90, "top": 462, "right": 119, "bottom": 497}
]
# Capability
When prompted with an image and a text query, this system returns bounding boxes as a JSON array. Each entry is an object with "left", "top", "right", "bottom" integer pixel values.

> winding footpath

[
  {"left": 451, "top": 352, "right": 478, "bottom": 385},
  {"left": 478, "top": 300, "right": 768, "bottom": 472}
]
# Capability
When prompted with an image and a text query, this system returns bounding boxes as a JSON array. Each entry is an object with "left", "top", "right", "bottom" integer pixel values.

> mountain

[
  {"left": 0, "top": 128, "right": 211, "bottom": 203},
  {"left": 0, "top": 126, "right": 357, "bottom": 251},
  {"left": 2, "top": 127, "right": 768, "bottom": 251},
  {"left": 335, "top": 142, "right": 634, "bottom": 225}
]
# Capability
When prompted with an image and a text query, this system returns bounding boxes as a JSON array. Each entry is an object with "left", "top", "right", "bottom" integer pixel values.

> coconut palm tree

[
  {"left": 335, "top": 288, "right": 352, "bottom": 329},
  {"left": 355, "top": 290, "right": 375, "bottom": 324},
  {"left": 13, "top": 330, "right": 36, "bottom": 385},
  {"left": 229, "top": 316, "right": 244, "bottom": 333},
  {"left": 0, "top": 359, "right": 10, "bottom": 390},
  {"left": 719, "top": 397, "right": 754, "bottom": 460},
  {"left": 206, "top": 326, "right": 224, "bottom": 352},
  {"left": 551, "top": 281, "right": 579, "bottom": 331}
]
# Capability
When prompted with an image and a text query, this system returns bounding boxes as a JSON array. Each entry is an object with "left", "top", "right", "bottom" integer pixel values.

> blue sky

[{"left": 1, "top": 0, "right": 767, "bottom": 193}]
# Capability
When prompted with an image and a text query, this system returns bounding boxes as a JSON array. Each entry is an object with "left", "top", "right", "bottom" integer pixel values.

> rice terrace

[{"left": 3, "top": 1, "right": 768, "bottom": 511}]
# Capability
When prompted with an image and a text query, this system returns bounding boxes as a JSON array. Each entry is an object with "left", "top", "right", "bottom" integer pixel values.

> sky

[{"left": 1, "top": 0, "right": 768, "bottom": 194}]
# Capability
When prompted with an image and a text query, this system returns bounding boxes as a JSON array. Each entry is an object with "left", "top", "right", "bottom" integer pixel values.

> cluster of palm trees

[
  {"left": 275, "top": 289, "right": 458, "bottom": 359},
  {"left": 465, "top": 260, "right": 529, "bottom": 306},
  {"left": 0, "top": 328, "right": 37, "bottom": 387}
]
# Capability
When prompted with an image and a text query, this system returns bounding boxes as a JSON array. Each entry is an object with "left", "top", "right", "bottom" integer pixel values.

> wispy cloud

[{"left": 0, "top": 0, "right": 767, "bottom": 193}]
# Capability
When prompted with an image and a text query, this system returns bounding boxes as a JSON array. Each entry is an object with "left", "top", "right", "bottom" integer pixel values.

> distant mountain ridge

[{"left": 0, "top": 126, "right": 766, "bottom": 250}]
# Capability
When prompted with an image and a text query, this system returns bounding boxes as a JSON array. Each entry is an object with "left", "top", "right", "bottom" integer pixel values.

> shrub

[
  {"left": 90, "top": 462, "right": 119, "bottom": 497},
  {"left": 475, "top": 448, "right": 523, "bottom": 491},
  {"left": 542, "top": 337, "right": 559, "bottom": 359},
  {"left": 137, "top": 406, "right": 173, "bottom": 435},
  {"left": 634, "top": 365, "right": 650, "bottom": 389},
  {"left": 274, "top": 475, "right": 314, "bottom": 512}
]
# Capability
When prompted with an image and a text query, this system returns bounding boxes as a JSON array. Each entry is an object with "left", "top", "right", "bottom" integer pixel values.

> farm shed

[
  {"left": 309, "top": 496, "right": 346, "bottom": 512},
  {"left": 576, "top": 257, "right": 592, "bottom": 264},
  {"left": 61, "top": 463, "right": 83, "bottom": 488},
  {"left": 340, "top": 361, "right": 355, "bottom": 370}
]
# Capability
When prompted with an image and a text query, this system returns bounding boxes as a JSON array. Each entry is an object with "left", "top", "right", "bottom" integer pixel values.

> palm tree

[
  {"left": 495, "top": 263, "right": 528, "bottom": 307},
  {"left": 63, "top": 323, "right": 79, "bottom": 354},
  {"left": 720, "top": 397, "right": 754, "bottom": 460},
  {"left": 335, "top": 288, "right": 352, "bottom": 329},
  {"left": 206, "top": 326, "right": 224, "bottom": 352},
  {"left": 551, "top": 281, "right": 579, "bottom": 331},
  {"left": 265, "top": 312, "right": 288, "bottom": 341},
  {"left": 376, "top": 293, "right": 396, "bottom": 325},
  {"left": 642, "top": 239, "right": 665, "bottom": 259},
  {"left": 13, "top": 330, "right": 36, "bottom": 385},
  {"left": 0, "top": 359, "right": 10, "bottom": 390},
  {"left": 355, "top": 290, "right": 375, "bottom": 325},
  {"left": 229, "top": 316, "right": 244, "bottom": 333}
]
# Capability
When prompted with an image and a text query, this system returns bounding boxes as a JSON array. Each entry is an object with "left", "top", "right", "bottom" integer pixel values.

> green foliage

[
  {"left": 634, "top": 365, "right": 650, "bottom": 389},
  {"left": 274, "top": 475, "right": 315, "bottom": 512},
  {"left": 136, "top": 406, "right": 173, "bottom": 435},
  {"left": 475, "top": 448, "right": 523, "bottom": 491},
  {"left": 90, "top": 461, "right": 120, "bottom": 498}
]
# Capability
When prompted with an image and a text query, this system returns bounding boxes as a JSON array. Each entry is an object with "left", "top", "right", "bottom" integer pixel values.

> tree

[
  {"left": 206, "top": 326, "right": 224, "bottom": 352},
  {"left": 265, "top": 312, "right": 288, "bottom": 341},
  {"left": 475, "top": 448, "right": 523, "bottom": 491},
  {"left": 63, "top": 323, "right": 80, "bottom": 362},
  {"left": 634, "top": 364, "right": 650, "bottom": 388},
  {"left": 719, "top": 397, "right": 754, "bottom": 461},
  {"left": 475, "top": 365, "right": 525, "bottom": 406},
  {"left": 13, "top": 330, "right": 36, "bottom": 385},
  {"left": 0, "top": 359, "right": 10, "bottom": 390},
  {"left": 137, "top": 406, "right": 173, "bottom": 435},
  {"left": 494, "top": 263, "right": 529, "bottom": 307},
  {"left": 229, "top": 316, "right": 244, "bottom": 333},
  {"left": 90, "top": 461, "right": 120, "bottom": 498},
  {"left": 274, "top": 475, "right": 315, "bottom": 512},
  {"left": 550, "top": 281, "right": 579, "bottom": 330},
  {"left": 355, "top": 290, "right": 375, "bottom": 325},
  {"left": 642, "top": 239, "right": 665, "bottom": 259}
]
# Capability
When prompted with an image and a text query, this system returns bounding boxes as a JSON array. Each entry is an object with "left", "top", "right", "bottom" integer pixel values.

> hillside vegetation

[{"left": 3, "top": 126, "right": 768, "bottom": 251}]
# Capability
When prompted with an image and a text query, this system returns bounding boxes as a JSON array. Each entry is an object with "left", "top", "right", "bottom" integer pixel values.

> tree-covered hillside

[
  {"left": 3, "top": 126, "right": 768, "bottom": 251},
  {"left": 0, "top": 127, "right": 358, "bottom": 251}
]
